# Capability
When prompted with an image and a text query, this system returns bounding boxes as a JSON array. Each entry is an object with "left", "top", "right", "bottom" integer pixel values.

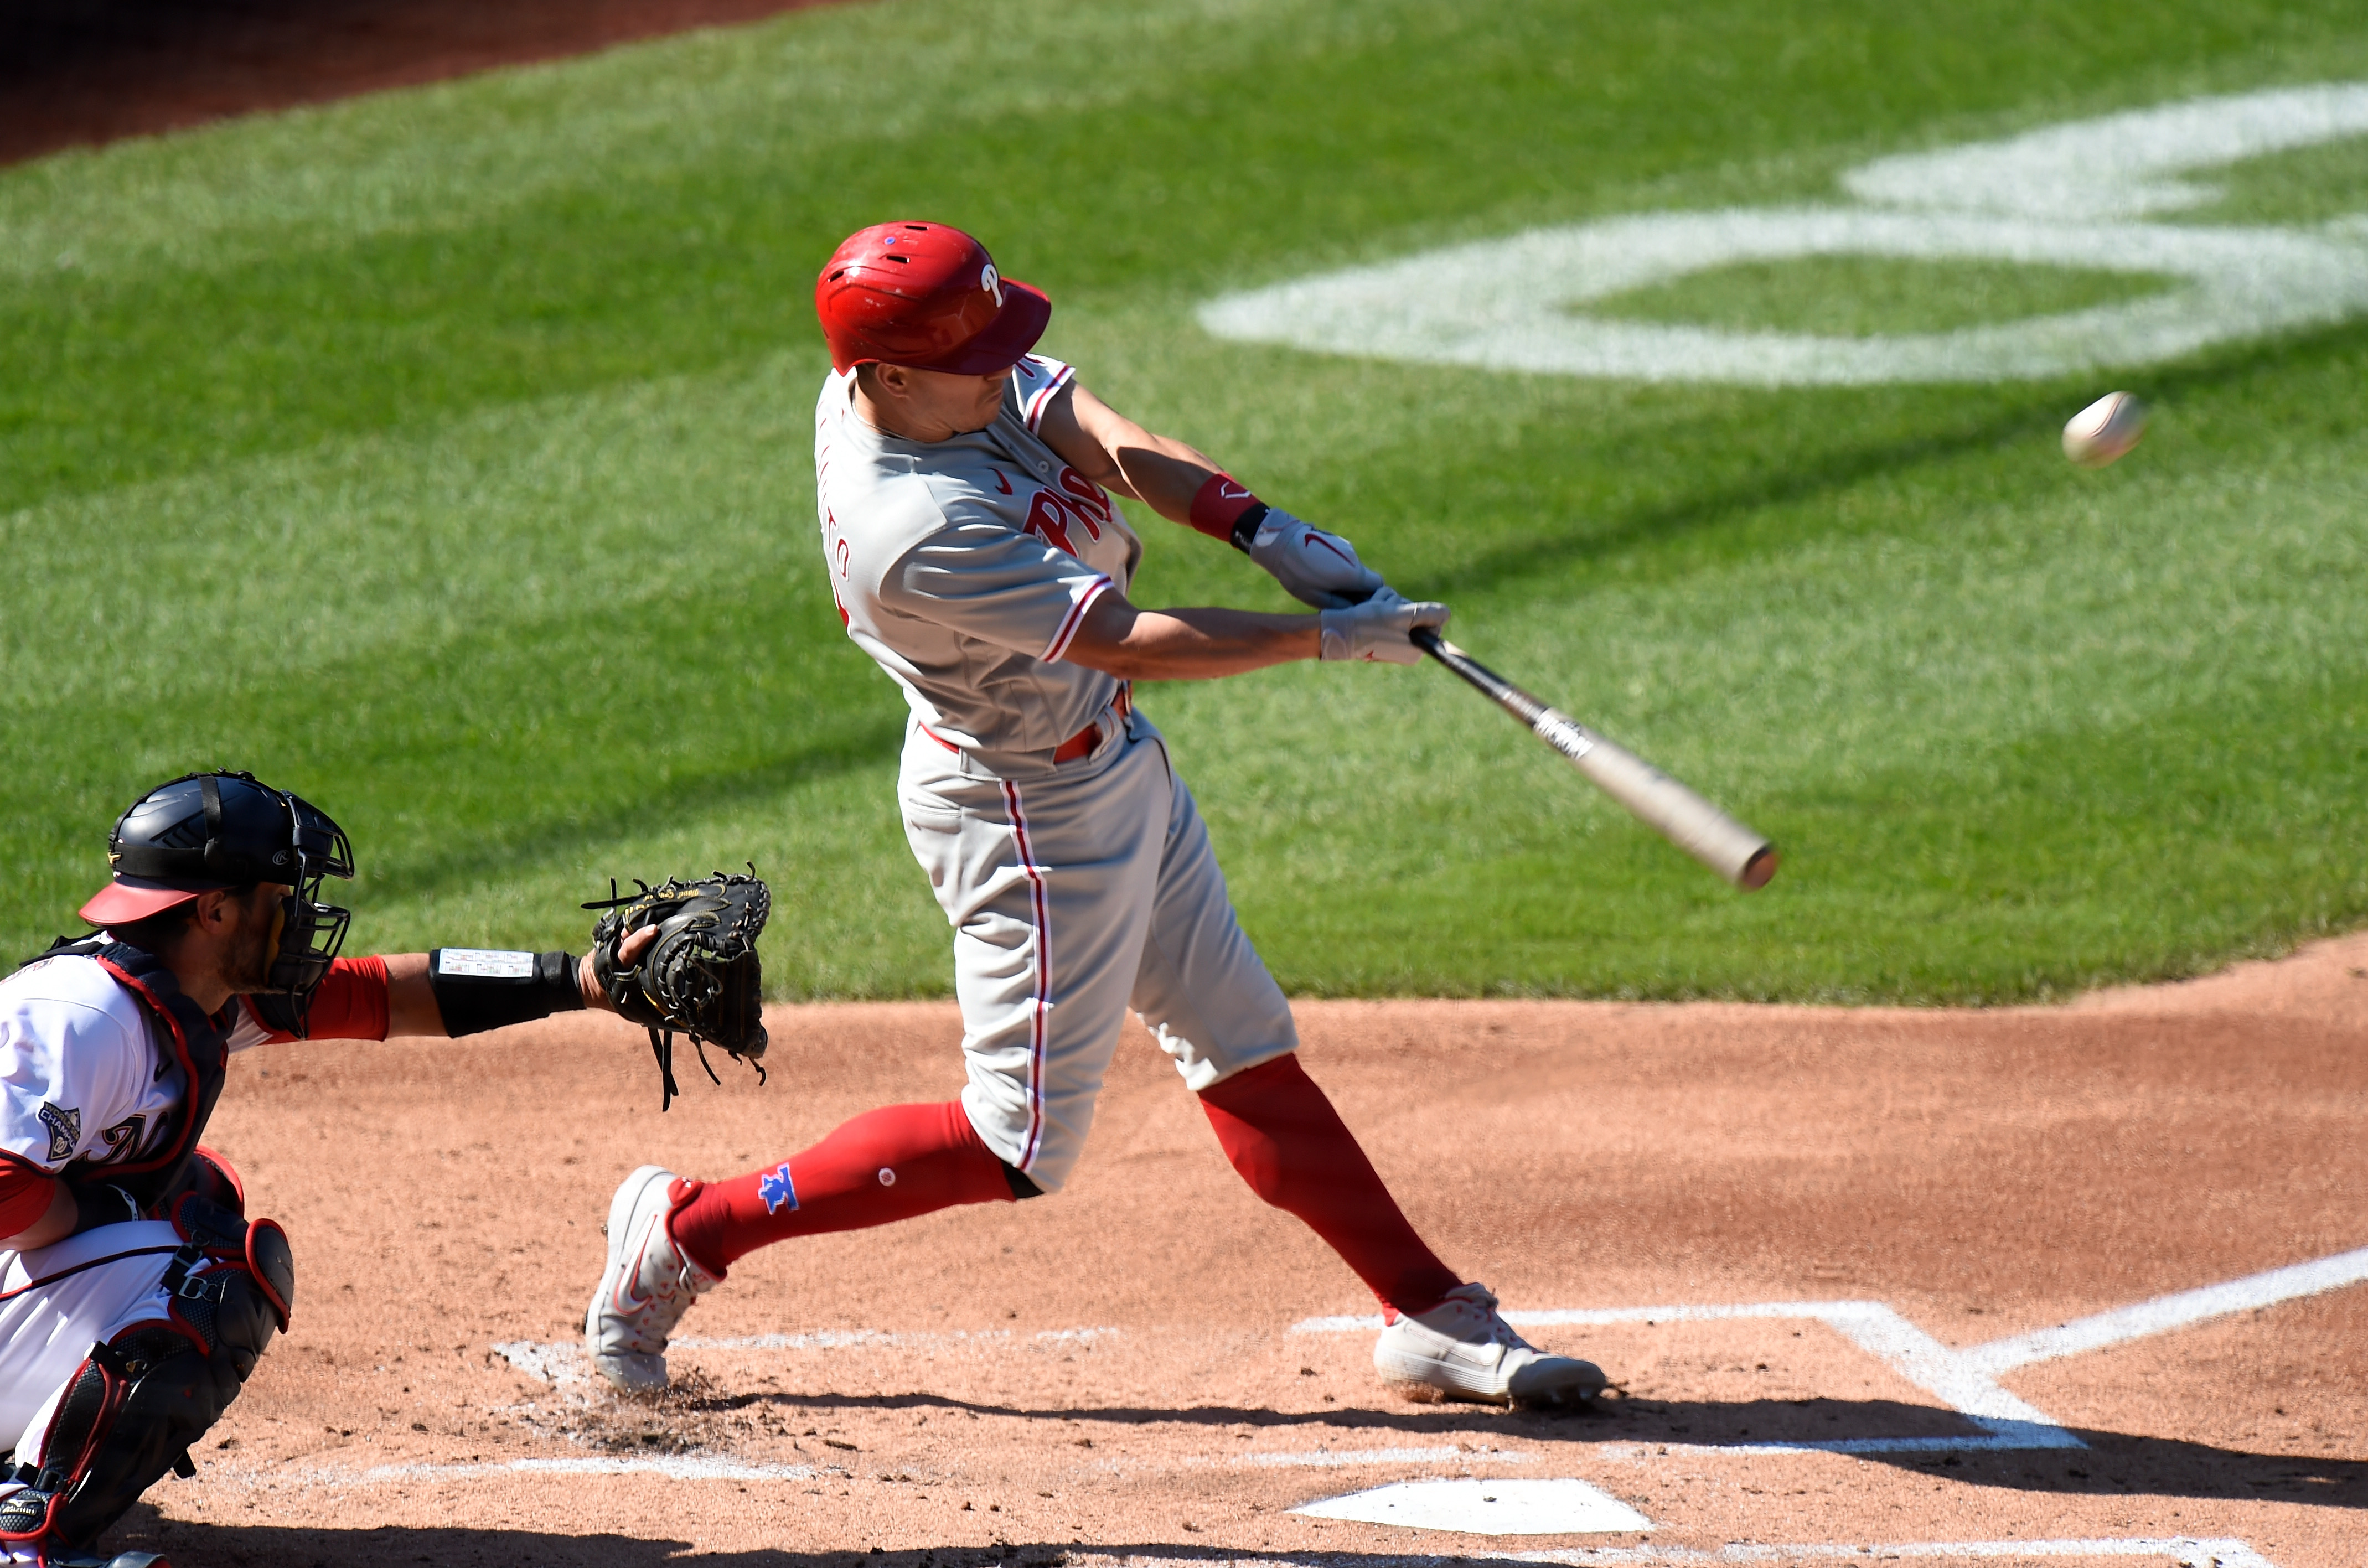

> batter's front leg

[
  {"left": 1125, "top": 755, "right": 1609, "bottom": 1409},
  {"left": 1119, "top": 748, "right": 1460, "bottom": 1312}
]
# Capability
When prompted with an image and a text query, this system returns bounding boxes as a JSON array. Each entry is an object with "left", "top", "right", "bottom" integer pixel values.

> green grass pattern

[{"left": 4, "top": 0, "right": 2365, "bottom": 1001}]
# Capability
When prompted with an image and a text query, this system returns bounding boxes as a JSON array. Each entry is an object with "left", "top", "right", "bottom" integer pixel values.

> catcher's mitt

[{"left": 586, "top": 867, "right": 771, "bottom": 1111}]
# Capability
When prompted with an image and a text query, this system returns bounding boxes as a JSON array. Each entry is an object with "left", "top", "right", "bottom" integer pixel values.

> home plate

[{"left": 1292, "top": 1477, "right": 1652, "bottom": 1535}]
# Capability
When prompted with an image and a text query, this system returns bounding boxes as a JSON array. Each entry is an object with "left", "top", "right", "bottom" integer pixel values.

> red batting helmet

[{"left": 814, "top": 221, "right": 1051, "bottom": 375}]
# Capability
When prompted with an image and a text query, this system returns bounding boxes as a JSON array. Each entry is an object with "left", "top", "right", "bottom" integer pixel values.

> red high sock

[
  {"left": 668, "top": 1100, "right": 1013, "bottom": 1276},
  {"left": 1198, "top": 1054, "right": 1462, "bottom": 1316}
]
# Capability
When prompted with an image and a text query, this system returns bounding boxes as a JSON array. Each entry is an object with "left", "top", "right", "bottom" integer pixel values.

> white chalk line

[
  {"left": 1291, "top": 1243, "right": 2367, "bottom": 1454},
  {"left": 220, "top": 1454, "right": 820, "bottom": 1488},
  {"left": 1096, "top": 1540, "right": 2275, "bottom": 1568},
  {"left": 1961, "top": 1245, "right": 2368, "bottom": 1376},
  {"left": 474, "top": 1245, "right": 2362, "bottom": 1470},
  {"left": 679, "top": 1324, "right": 1121, "bottom": 1352},
  {"left": 361, "top": 1454, "right": 814, "bottom": 1482},
  {"left": 1235, "top": 1447, "right": 1535, "bottom": 1471},
  {"left": 1294, "top": 1301, "right": 2064, "bottom": 1452},
  {"left": 1514, "top": 1545, "right": 2274, "bottom": 1568},
  {"left": 215, "top": 1443, "right": 1542, "bottom": 1496}
]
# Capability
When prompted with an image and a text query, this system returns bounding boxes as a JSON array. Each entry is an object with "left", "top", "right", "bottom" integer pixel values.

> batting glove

[
  {"left": 1242, "top": 508, "right": 1388, "bottom": 609},
  {"left": 1318, "top": 590, "right": 1450, "bottom": 664}
]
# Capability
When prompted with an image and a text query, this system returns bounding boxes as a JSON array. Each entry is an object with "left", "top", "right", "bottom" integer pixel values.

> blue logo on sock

[{"left": 758, "top": 1162, "right": 798, "bottom": 1214}]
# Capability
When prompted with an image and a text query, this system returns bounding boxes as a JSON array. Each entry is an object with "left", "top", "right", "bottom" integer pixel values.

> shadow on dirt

[
  {"left": 659, "top": 1385, "right": 2367, "bottom": 1508},
  {"left": 1859, "top": 1431, "right": 2365, "bottom": 1507},
  {"left": 106, "top": 1504, "right": 1077, "bottom": 1568}
]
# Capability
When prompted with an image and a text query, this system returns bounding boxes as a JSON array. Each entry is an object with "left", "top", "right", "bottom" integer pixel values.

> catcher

[{"left": 0, "top": 770, "right": 766, "bottom": 1568}]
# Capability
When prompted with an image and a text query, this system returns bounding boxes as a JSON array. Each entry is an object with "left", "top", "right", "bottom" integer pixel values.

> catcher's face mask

[
  {"left": 265, "top": 789, "right": 355, "bottom": 1017},
  {"left": 91, "top": 769, "right": 355, "bottom": 1027}
]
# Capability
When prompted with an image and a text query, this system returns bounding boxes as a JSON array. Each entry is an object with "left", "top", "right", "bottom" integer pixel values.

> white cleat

[
  {"left": 1373, "top": 1282, "right": 1607, "bottom": 1408},
  {"left": 585, "top": 1165, "right": 718, "bottom": 1393}
]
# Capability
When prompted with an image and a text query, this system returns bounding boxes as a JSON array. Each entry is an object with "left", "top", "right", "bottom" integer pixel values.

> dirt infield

[{"left": 89, "top": 933, "right": 2365, "bottom": 1566}]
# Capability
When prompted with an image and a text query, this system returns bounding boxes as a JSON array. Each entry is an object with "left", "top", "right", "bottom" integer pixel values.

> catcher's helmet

[
  {"left": 814, "top": 221, "right": 1051, "bottom": 375},
  {"left": 81, "top": 771, "right": 356, "bottom": 1017}
]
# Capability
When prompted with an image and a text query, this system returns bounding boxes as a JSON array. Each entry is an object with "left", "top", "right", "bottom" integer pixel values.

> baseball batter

[
  {"left": 2, "top": 772, "right": 666, "bottom": 1568},
  {"left": 586, "top": 221, "right": 1605, "bottom": 1409}
]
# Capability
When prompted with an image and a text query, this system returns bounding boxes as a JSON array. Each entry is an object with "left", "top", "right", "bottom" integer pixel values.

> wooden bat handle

[{"left": 1412, "top": 628, "right": 1777, "bottom": 891}]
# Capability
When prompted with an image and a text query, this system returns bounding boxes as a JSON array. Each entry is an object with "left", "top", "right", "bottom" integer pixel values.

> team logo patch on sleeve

[
  {"left": 758, "top": 1162, "right": 799, "bottom": 1215},
  {"left": 38, "top": 1101, "right": 82, "bottom": 1163}
]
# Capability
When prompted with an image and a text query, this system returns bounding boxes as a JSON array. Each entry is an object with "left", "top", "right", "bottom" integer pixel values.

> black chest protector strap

[{"left": 25, "top": 936, "right": 231, "bottom": 1212}]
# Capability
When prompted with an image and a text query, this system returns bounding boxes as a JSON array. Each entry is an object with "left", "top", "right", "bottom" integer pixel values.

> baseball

[{"left": 2063, "top": 390, "right": 2146, "bottom": 467}]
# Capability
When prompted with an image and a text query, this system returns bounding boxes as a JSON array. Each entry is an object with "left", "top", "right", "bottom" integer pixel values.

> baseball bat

[{"left": 1412, "top": 628, "right": 1778, "bottom": 891}]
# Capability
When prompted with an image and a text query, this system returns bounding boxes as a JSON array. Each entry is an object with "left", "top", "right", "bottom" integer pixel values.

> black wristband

[
  {"left": 1228, "top": 501, "right": 1271, "bottom": 553},
  {"left": 427, "top": 949, "right": 585, "bottom": 1037}
]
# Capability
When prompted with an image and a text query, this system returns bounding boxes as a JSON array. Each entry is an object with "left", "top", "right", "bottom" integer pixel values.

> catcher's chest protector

[
  {"left": 0, "top": 1195, "right": 292, "bottom": 1555},
  {"left": 38, "top": 939, "right": 234, "bottom": 1211}
]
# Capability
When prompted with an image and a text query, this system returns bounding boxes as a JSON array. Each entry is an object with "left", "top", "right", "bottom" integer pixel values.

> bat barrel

[
  {"left": 1547, "top": 711, "right": 1778, "bottom": 889},
  {"left": 1415, "top": 630, "right": 1777, "bottom": 891}
]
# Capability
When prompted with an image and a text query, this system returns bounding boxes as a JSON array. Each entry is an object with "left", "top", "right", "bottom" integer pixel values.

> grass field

[{"left": 4, "top": 0, "right": 2365, "bottom": 1001}]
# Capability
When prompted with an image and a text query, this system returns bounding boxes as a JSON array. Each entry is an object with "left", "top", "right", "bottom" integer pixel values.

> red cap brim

[
  {"left": 915, "top": 280, "right": 1052, "bottom": 375},
  {"left": 80, "top": 879, "right": 209, "bottom": 926}
]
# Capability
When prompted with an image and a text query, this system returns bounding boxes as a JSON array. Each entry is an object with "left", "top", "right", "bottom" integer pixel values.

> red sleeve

[
  {"left": 301, "top": 954, "right": 390, "bottom": 1041},
  {"left": 0, "top": 1153, "right": 57, "bottom": 1239},
  {"left": 236, "top": 954, "right": 390, "bottom": 1044}
]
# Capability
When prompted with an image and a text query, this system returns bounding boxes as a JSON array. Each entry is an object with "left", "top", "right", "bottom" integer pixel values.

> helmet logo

[{"left": 981, "top": 262, "right": 1004, "bottom": 306}]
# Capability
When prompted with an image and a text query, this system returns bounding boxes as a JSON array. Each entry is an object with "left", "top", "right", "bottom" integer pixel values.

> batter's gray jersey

[
  {"left": 812, "top": 355, "right": 1298, "bottom": 1192},
  {"left": 815, "top": 355, "right": 1144, "bottom": 758}
]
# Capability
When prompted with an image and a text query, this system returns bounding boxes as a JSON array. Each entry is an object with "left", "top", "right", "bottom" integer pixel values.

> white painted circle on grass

[
  {"left": 1198, "top": 81, "right": 2368, "bottom": 385},
  {"left": 1198, "top": 209, "right": 2368, "bottom": 386},
  {"left": 1292, "top": 1477, "right": 1652, "bottom": 1535}
]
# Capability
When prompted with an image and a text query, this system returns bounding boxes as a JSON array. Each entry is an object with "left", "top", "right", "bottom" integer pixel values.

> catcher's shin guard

[{"left": 0, "top": 1205, "right": 291, "bottom": 1556}]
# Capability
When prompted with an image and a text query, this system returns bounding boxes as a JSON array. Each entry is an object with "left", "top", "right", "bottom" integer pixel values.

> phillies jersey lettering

[{"left": 815, "top": 354, "right": 1144, "bottom": 757}]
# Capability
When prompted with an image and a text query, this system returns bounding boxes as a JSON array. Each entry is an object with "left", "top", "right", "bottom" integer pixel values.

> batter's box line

[
  {"left": 1290, "top": 1244, "right": 2368, "bottom": 1456},
  {"left": 1099, "top": 1538, "right": 2276, "bottom": 1568},
  {"left": 1513, "top": 1540, "right": 2276, "bottom": 1568}
]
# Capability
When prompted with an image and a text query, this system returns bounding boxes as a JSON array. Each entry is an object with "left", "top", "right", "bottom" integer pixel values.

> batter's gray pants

[{"left": 898, "top": 710, "right": 1299, "bottom": 1192}]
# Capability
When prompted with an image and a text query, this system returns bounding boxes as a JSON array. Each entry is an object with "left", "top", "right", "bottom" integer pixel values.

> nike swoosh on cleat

[{"left": 611, "top": 1233, "right": 655, "bottom": 1313}]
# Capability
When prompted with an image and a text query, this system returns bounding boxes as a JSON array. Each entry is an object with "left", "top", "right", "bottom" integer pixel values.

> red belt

[{"left": 927, "top": 685, "right": 1131, "bottom": 767}]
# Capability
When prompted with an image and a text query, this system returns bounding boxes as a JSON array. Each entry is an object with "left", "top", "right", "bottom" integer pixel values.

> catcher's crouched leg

[{"left": 0, "top": 1210, "right": 292, "bottom": 1559}]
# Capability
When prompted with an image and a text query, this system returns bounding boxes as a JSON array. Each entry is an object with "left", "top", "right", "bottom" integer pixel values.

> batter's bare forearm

[
  {"left": 1064, "top": 596, "right": 1317, "bottom": 681},
  {"left": 1037, "top": 383, "right": 1220, "bottom": 522}
]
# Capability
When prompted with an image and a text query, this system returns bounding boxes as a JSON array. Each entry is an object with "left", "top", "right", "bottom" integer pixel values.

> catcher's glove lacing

[{"left": 586, "top": 867, "right": 770, "bottom": 1111}]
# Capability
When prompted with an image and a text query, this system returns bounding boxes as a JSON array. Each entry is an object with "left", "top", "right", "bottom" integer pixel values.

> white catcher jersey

[
  {"left": 815, "top": 354, "right": 1144, "bottom": 756},
  {"left": 0, "top": 955, "right": 188, "bottom": 1186}
]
